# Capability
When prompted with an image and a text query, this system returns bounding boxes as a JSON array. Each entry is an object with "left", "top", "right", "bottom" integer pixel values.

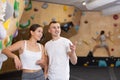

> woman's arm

[
  {"left": 92, "top": 35, "right": 100, "bottom": 41},
  {"left": 2, "top": 40, "right": 24, "bottom": 70},
  {"left": 44, "top": 54, "right": 49, "bottom": 79},
  {"left": 2, "top": 41, "right": 23, "bottom": 58},
  {"left": 106, "top": 31, "right": 111, "bottom": 39},
  {"left": 36, "top": 45, "right": 48, "bottom": 78}
]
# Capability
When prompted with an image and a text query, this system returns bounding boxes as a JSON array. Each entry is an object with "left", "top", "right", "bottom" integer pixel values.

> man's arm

[
  {"left": 68, "top": 42, "right": 77, "bottom": 65},
  {"left": 68, "top": 51, "right": 77, "bottom": 65}
]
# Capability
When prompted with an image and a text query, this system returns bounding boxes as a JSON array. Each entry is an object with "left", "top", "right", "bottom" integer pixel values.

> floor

[
  {"left": 70, "top": 66, "right": 120, "bottom": 80},
  {"left": 0, "top": 66, "right": 120, "bottom": 80}
]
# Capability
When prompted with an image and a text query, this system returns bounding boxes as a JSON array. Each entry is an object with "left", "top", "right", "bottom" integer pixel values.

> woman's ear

[
  {"left": 30, "top": 30, "right": 34, "bottom": 36},
  {"left": 48, "top": 29, "right": 50, "bottom": 33}
]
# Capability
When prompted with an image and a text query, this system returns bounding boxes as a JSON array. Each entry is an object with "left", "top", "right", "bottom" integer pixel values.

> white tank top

[
  {"left": 100, "top": 35, "right": 106, "bottom": 42},
  {"left": 20, "top": 41, "right": 42, "bottom": 70}
]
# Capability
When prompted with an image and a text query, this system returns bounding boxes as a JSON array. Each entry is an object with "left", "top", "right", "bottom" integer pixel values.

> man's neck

[{"left": 52, "top": 36, "right": 61, "bottom": 41}]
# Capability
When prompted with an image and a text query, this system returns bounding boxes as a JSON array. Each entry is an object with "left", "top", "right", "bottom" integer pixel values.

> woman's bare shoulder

[{"left": 15, "top": 40, "right": 25, "bottom": 45}]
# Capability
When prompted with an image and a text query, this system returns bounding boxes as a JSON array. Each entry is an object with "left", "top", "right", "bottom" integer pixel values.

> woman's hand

[
  {"left": 44, "top": 73, "right": 48, "bottom": 80},
  {"left": 14, "top": 56, "right": 22, "bottom": 70},
  {"left": 36, "top": 59, "right": 45, "bottom": 68}
]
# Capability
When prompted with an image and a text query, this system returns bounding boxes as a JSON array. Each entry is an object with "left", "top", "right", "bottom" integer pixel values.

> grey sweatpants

[{"left": 22, "top": 70, "right": 45, "bottom": 80}]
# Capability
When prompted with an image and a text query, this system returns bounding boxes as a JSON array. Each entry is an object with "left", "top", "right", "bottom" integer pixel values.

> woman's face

[{"left": 31, "top": 27, "right": 43, "bottom": 41}]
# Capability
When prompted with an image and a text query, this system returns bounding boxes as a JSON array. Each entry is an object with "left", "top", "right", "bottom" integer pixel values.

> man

[{"left": 45, "top": 21, "right": 77, "bottom": 80}]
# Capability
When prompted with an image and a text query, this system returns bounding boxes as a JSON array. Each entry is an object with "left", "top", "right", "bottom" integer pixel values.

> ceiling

[{"left": 33, "top": 0, "right": 120, "bottom": 15}]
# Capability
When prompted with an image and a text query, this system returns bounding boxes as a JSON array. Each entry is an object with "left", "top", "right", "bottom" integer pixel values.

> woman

[
  {"left": 92, "top": 30, "right": 111, "bottom": 57},
  {"left": 2, "top": 24, "right": 46, "bottom": 80}
]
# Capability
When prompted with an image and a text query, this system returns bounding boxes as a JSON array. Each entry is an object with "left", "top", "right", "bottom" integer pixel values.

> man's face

[{"left": 48, "top": 23, "right": 61, "bottom": 37}]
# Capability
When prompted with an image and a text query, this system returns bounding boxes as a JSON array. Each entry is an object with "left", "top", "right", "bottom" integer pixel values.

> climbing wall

[
  {"left": 0, "top": 0, "right": 25, "bottom": 73},
  {"left": 70, "top": 11, "right": 120, "bottom": 57},
  {"left": 14, "top": 1, "right": 81, "bottom": 44}
]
